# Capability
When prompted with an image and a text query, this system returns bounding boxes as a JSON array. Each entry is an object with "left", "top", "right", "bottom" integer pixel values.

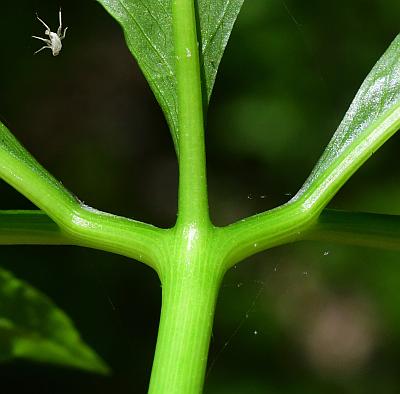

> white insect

[{"left": 32, "top": 8, "right": 68, "bottom": 56}]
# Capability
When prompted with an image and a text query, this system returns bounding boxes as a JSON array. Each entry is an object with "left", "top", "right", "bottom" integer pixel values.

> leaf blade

[
  {"left": 198, "top": 0, "right": 244, "bottom": 103},
  {"left": 96, "top": 0, "right": 244, "bottom": 152},
  {"left": 97, "top": 0, "right": 178, "bottom": 147},
  {"left": 296, "top": 34, "right": 400, "bottom": 207},
  {"left": 0, "top": 267, "right": 109, "bottom": 374}
]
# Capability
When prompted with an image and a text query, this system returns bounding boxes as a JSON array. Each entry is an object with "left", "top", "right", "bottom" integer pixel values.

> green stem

[
  {"left": 148, "top": 222, "right": 229, "bottom": 393},
  {"left": 149, "top": 261, "right": 222, "bottom": 394},
  {"left": 149, "top": 2, "right": 215, "bottom": 387},
  {"left": 3, "top": 208, "right": 399, "bottom": 255},
  {"left": 222, "top": 199, "right": 315, "bottom": 268},
  {"left": 173, "top": 0, "right": 209, "bottom": 227},
  {"left": 222, "top": 104, "right": 400, "bottom": 267},
  {"left": 0, "top": 123, "right": 166, "bottom": 269},
  {"left": 294, "top": 104, "right": 400, "bottom": 214}
]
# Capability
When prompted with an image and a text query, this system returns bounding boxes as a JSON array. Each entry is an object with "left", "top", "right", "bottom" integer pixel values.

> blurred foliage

[
  {"left": 0, "top": 267, "right": 109, "bottom": 374},
  {"left": 0, "top": 0, "right": 400, "bottom": 393}
]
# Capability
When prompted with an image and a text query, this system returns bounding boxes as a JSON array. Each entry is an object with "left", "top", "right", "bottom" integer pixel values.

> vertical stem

[
  {"left": 173, "top": 0, "right": 210, "bottom": 226},
  {"left": 148, "top": 265, "right": 222, "bottom": 394},
  {"left": 149, "top": 1, "right": 218, "bottom": 391}
]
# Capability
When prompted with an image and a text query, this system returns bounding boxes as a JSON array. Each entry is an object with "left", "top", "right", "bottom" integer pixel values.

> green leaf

[
  {"left": 296, "top": 34, "right": 400, "bottom": 207},
  {"left": 96, "top": 0, "right": 244, "bottom": 153},
  {"left": 0, "top": 267, "right": 109, "bottom": 374},
  {"left": 197, "top": 0, "right": 245, "bottom": 103},
  {"left": 95, "top": 0, "right": 177, "bottom": 147}
]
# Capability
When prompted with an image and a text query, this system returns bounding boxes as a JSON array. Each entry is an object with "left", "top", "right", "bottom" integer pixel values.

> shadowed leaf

[{"left": 0, "top": 267, "right": 109, "bottom": 374}]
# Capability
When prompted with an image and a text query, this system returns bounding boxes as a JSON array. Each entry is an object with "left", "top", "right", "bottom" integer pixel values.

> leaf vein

[
  {"left": 118, "top": 0, "right": 173, "bottom": 75},
  {"left": 202, "top": 0, "right": 231, "bottom": 53}
]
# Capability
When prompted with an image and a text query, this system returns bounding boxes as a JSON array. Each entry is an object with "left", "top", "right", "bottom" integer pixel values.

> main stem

[
  {"left": 149, "top": 1, "right": 217, "bottom": 392},
  {"left": 148, "top": 261, "right": 222, "bottom": 393}
]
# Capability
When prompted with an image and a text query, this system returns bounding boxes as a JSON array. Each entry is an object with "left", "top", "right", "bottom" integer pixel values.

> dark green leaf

[
  {"left": 197, "top": 0, "right": 244, "bottom": 103},
  {"left": 297, "top": 34, "right": 400, "bottom": 201},
  {"left": 0, "top": 267, "right": 109, "bottom": 374},
  {"left": 96, "top": 0, "right": 244, "bottom": 153},
  {"left": 96, "top": 0, "right": 177, "bottom": 147}
]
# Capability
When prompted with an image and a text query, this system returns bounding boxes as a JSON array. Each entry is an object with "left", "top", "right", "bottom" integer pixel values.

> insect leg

[
  {"left": 34, "top": 46, "right": 51, "bottom": 55},
  {"left": 57, "top": 8, "right": 63, "bottom": 36},
  {"left": 35, "top": 14, "right": 51, "bottom": 34},
  {"left": 60, "top": 27, "right": 68, "bottom": 40},
  {"left": 32, "top": 36, "right": 51, "bottom": 44}
]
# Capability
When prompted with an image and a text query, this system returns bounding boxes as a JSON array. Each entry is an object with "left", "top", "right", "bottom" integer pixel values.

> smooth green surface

[
  {"left": 96, "top": 0, "right": 243, "bottom": 153},
  {"left": 0, "top": 267, "right": 109, "bottom": 374},
  {"left": 148, "top": 1, "right": 215, "bottom": 391},
  {"left": 149, "top": 225, "right": 226, "bottom": 394},
  {"left": 172, "top": 0, "right": 210, "bottom": 227}
]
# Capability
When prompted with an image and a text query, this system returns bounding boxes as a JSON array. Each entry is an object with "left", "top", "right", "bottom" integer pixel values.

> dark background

[{"left": 1, "top": 0, "right": 400, "bottom": 392}]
